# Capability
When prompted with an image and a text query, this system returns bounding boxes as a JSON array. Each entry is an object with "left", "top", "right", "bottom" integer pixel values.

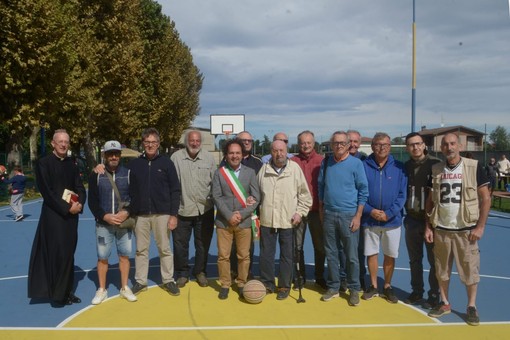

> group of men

[{"left": 27, "top": 127, "right": 490, "bottom": 326}]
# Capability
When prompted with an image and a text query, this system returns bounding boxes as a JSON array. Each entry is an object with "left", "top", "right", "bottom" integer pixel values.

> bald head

[
  {"left": 271, "top": 140, "right": 287, "bottom": 168},
  {"left": 273, "top": 132, "right": 289, "bottom": 144}
]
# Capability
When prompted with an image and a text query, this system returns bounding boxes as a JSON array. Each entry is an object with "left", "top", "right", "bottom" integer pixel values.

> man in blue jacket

[{"left": 361, "top": 132, "right": 407, "bottom": 304}]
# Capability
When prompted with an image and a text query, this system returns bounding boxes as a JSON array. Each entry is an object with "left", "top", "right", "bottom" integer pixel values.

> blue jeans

[
  {"left": 323, "top": 210, "right": 360, "bottom": 292},
  {"left": 96, "top": 223, "right": 133, "bottom": 259},
  {"left": 173, "top": 209, "right": 215, "bottom": 279}
]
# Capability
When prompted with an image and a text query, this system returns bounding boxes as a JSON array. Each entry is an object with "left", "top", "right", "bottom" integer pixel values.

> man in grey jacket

[{"left": 212, "top": 139, "right": 260, "bottom": 300}]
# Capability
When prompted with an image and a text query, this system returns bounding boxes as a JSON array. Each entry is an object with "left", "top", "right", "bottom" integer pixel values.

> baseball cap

[{"left": 104, "top": 140, "right": 122, "bottom": 152}]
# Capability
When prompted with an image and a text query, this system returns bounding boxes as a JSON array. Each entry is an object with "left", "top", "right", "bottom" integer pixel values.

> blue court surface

[{"left": 1, "top": 197, "right": 510, "bottom": 338}]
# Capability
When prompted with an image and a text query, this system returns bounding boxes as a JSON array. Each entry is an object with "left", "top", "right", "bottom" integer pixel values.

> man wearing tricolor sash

[{"left": 212, "top": 139, "right": 260, "bottom": 300}]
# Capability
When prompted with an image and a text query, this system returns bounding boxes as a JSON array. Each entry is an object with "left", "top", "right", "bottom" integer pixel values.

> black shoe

[
  {"left": 68, "top": 293, "right": 81, "bottom": 304},
  {"left": 264, "top": 284, "right": 275, "bottom": 294},
  {"left": 362, "top": 285, "right": 379, "bottom": 300},
  {"left": 218, "top": 288, "right": 229, "bottom": 300},
  {"left": 196, "top": 273, "right": 208, "bottom": 287},
  {"left": 339, "top": 279, "right": 348, "bottom": 293},
  {"left": 292, "top": 280, "right": 304, "bottom": 291},
  {"left": 132, "top": 282, "right": 148, "bottom": 295},
  {"left": 404, "top": 291, "right": 423, "bottom": 305},
  {"left": 466, "top": 306, "right": 480, "bottom": 326},
  {"left": 176, "top": 277, "right": 189, "bottom": 288},
  {"left": 15, "top": 215, "right": 24, "bottom": 222},
  {"left": 383, "top": 286, "right": 398, "bottom": 304},
  {"left": 276, "top": 288, "right": 290, "bottom": 300},
  {"left": 422, "top": 293, "right": 440, "bottom": 309},
  {"left": 53, "top": 298, "right": 72, "bottom": 306},
  {"left": 164, "top": 282, "right": 180, "bottom": 296},
  {"left": 238, "top": 287, "right": 244, "bottom": 298},
  {"left": 315, "top": 278, "right": 327, "bottom": 291}
]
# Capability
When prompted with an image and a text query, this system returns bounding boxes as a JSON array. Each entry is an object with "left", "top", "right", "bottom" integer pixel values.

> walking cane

[{"left": 293, "top": 226, "right": 306, "bottom": 303}]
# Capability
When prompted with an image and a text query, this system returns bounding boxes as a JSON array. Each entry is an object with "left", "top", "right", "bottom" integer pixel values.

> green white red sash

[{"left": 219, "top": 166, "right": 260, "bottom": 239}]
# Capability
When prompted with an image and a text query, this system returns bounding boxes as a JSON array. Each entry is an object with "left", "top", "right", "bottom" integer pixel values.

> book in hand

[{"left": 62, "top": 189, "right": 79, "bottom": 205}]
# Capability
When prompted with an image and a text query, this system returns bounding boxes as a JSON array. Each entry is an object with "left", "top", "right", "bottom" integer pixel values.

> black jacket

[{"left": 128, "top": 153, "right": 180, "bottom": 216}]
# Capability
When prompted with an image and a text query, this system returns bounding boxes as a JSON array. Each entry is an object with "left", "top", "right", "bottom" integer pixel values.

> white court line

[
  {"left": 0, "top": 199, "right": 43, "bottom": 211},
  {"left": 2, "top": 266, "right": 510, "bottom": 282},
  {"left": 0, "top": 217, "right": 95, "bottom": 223},
  {"left": 2, "top": 321, "right": 510, "bottom": 331}
]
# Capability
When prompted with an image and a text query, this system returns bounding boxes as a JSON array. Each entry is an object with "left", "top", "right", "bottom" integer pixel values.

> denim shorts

[{"left": 96, "top": 223, "right": 133, "bottom": 260}]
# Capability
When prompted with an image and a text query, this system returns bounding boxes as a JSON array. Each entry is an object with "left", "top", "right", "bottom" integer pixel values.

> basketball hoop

[{"left": 224, "top": 131, "right": 232, "bottom": 139}]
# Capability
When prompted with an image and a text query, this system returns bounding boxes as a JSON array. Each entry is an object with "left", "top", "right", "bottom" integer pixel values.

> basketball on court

[{"left": 242, "top": 279, "right": 266, "bottom": 304}]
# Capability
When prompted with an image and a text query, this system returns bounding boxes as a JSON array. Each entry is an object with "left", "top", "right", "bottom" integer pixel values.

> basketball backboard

[{"left": 210, "top": 114, "right": 245, "bottom": 135}]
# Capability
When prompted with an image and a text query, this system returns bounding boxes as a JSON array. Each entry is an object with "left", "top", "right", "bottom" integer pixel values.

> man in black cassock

[{"left": 28, "top": 129, "right": 86, "bottom": 306}]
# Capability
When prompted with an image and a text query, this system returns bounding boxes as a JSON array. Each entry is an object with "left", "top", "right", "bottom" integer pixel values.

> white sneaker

[
  {"left": 120, "top": 286, "right": 138, "bottom": 302},
  {"left": 91, "top": 288, "right": 108, "bottom": 305}
]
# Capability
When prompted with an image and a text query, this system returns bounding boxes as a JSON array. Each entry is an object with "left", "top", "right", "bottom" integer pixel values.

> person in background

[
  {"left": 485, "top": 157, "right": 498, "bottom": 195},
  {"left": 497, "top": 154, "right": 510, "bottom": 189},
  {"left": 261, "top": 132, "right": 294, "bottom": 164},
  {"left": 1, "top": 165, "right": 26, "bottom": 222},
  {"left": 347, "top": 129, "right": 367, "bottom": 290}
]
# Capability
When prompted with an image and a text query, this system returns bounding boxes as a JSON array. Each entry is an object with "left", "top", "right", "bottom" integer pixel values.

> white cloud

[{"left": 159, "top": 0, "right": 510, "bottom": 143}]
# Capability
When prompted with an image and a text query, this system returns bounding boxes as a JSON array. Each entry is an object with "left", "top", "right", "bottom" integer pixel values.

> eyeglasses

[
  {"left": 406, "top": 142, "right": 424, "bottom": 148},
  {"left": 239, "top": 139, "right": 253, "bottom": 144},
  {"left": 332, "top": 141, "right": 349, "bottom": 147},
  {"left": 143, "top": 140, "right": 159, "bottom": 146},
  {"left": 373, "top": 143, "right": 391, "bottom": 150}
]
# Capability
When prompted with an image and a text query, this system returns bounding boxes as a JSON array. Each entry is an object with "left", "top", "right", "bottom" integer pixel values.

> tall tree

[
  {"left": 489, "top": 126, "right": 510, "bottom": 151},
  {"left": 1, "top": 0, "right": 203, "bottom": 167},
  {"left": 138, "top": 0, "right": 203, "bottom": 149},
  {"left": 0, "top": 0, "right": 78, "bottom": 164}
]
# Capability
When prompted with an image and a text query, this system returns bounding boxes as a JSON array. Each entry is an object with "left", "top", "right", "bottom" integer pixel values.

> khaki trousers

[
  {"left": 134, "top": 215, "right": 175, "bottom": 285},
  {"left": 217, "top": 225, "right": 252, "bottom": 288}
]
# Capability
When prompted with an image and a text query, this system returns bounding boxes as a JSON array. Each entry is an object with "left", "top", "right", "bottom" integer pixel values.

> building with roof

[{"left": 418, "top": 125, "right": 485, "bottom": 152}]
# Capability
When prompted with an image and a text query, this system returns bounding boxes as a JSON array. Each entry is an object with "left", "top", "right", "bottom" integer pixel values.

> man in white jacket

[{"left": 258, "top": 140, "right": 312, "bottom": 300}]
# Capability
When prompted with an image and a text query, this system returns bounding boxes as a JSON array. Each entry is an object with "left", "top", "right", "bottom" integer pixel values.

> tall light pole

[{"left": 411, "top": 0, "right": 417, "bottom": 132}]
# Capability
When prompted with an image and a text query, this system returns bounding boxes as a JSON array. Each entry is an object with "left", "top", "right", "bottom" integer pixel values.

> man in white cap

[{"left": 88, "top": 140, "right": 137, "bottom": 304}]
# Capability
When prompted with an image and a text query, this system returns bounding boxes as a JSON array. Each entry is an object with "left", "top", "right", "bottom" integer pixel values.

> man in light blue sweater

[{"left": 318, "top": 131, "right": 368, "bottom": 306}]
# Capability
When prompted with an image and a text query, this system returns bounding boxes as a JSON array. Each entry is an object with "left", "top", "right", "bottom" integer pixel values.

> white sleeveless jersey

[{"left": 437, "top": 160, "right": 470, "bottom": 229}]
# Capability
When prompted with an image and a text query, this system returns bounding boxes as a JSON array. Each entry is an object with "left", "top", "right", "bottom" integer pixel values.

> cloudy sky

[{"left": 160, "top": 0, "right": 510, "bottom": 143}]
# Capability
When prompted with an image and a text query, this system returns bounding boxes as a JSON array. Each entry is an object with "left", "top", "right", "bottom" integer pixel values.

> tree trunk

[
  {"left": 82, "top": 133, "right": 97, "bottom": 171},
  {"left": 29, "top": 126, "right": 41, "bottom": 170},
  {"left": 6, "top": 131, "right": 23, "bottom": 169}
]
